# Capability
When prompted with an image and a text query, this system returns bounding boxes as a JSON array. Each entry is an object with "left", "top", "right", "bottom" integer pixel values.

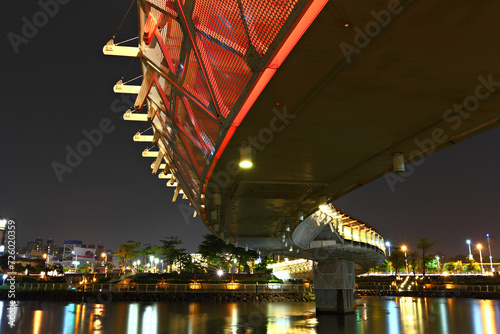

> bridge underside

[
  {"left": 208, "top": 0, "right": 500, "bottom": 254},
  {"left": 106, "top": 1, "right": 500, "bottom": 272}
]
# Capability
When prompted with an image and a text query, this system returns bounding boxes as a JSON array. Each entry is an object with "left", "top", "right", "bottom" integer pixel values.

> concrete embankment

[
  {"left": 1, "top": 290, "right": 316, "bottom": 303},
  {"left": 357, "top": 290, "right": 500, "bottom": 299}
]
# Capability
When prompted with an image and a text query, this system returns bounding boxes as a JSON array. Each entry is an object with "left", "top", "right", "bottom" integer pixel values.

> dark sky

[{"left": 1, "top": 1, "right": 499, "bottom": 259}]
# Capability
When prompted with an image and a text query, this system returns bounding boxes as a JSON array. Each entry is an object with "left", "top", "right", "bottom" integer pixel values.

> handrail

[
  {"left": 13, "top": 282, "right": 314, "bottom": 294},
  {"left": 313, "top": 204, "right": 386, "bottom": 253}
]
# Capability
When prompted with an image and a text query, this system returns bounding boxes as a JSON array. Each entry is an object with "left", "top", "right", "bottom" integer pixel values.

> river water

[{"left": 1, "top": 296, "right": 499, "bottom": 333}]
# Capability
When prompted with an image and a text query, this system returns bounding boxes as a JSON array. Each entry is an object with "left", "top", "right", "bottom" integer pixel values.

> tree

[
  {"left": 444, "top": 262, "right": 456, "bottom": 273},
  {"left": 408, "top": 251, "right": 420, "bottom": 276},
  {"left": 53, "top": 264, "right": 64, "bottom": 275},
  {"left": 79, "top": 263, "right": 92, "bottom": 274},
  {"left": 0, "top": 253, "right": 9, "bottom": 271},
  {"left": 388, "top": 250, "right": 406, "bottom": 274},
  {"left": 104, "top": 263, "right": 114, "bottom": 272},
  {"left": 140, "top": 244, "right": 163, "bottom": 271},
  {"left": 13, "top": 263, "right": 25, "bottom": 273},
  {"left": 464, "top": 259, "right": 480, "bottom": 273},
  {"left": 371, "top": 259, "right": 391, "bottom": 273},
  {"left": 416, "top": 238, "right": 435, "bottom": 278},
  {"left": 254, "top": 254, "right": 274, "bottom": 273},
  {"left": 160, "top": 237, "right": 186, "bottom": 271},
  {"left": 198, "top": 234, "right": 259, "bottom": 272},
  {"left": 455, "top": 261, "right": 464, "bottom": 273},
  {"left": 25, "top": 264, "right": 34, "bottom": 275},
  {"left": 115, "top": 240, "right": 142, "bottom": 273}
]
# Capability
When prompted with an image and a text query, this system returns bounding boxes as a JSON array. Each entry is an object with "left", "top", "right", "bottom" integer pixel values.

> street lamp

[
  {"left": 435, "top": 255, "right": 440, "bottom": 274},
  {"left": 385, "top": 241, "right": 391, "bottom": 256},
  {"left": 149, "top": 255, "right": 154, "bottom": 273},
  {"left": 466, "top": 240, "right": 473, "bottom": 260},
  {"left": 161, "top": 260, "right": 164, "bottom": 272},
  {"left": 101, "top": 252, "right": 108, "bottom": 277},
  {"left": 477, "top": 244, "right": 484, "bottom": 275},
  {"left": 402, "top": 245, "right": 408, "bottom": 274},
  {"left": 154, "top": 258, "right": 159, "bottom": 272},
  {"left": 487, "top": 234, "right": 494, "bottom": 273},
  {"left": 72, "top": 251, "right": 79, "bottom": 273}
]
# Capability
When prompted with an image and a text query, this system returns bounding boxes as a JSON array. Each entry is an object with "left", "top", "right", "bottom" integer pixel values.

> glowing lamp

[
  {"left": 239, "top": 144, "right": 253, "bottom": 168},
  {"left": 392, "top": 152, "right": 405, "bottom": 172},
  {"left": 318, "top": 195, "right": 328, "bottom": 211}
]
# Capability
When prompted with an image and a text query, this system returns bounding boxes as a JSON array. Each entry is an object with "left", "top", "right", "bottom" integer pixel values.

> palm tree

[{"left": 416, "top": 238, "right": 435, "bottom": 278}]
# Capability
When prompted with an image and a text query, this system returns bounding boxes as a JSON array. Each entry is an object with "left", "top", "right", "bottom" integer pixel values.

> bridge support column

[{"left": 313, "top": 260, "right": 355, "bottom": 313}]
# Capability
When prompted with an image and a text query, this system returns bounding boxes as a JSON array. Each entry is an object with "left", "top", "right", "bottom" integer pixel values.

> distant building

[
  {"left": 47, "top": 238, "right": 55, "bottom": 255},
  {"left": 62, "top": 240, "right": 83, "bottom": 261},
  {"left": 0, "top": 218, "right": 6, "bottom": 252}
]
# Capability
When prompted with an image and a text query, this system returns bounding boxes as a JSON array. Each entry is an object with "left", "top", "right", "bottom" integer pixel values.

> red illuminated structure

[{"left": 104, "top": 0, "right": 500, "bottom": 313}]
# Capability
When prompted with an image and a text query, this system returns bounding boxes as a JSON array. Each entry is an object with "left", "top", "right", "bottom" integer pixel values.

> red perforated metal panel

[
  {"left": 196, "top": 33, "right": 252, "bottom": 117},
  {"left": 159, "top": 16, "right": 183, "bottom": 73},
  {"left": 192, "top": 0, "right": 249, "bottom": 55},
  {"left": 241, "top": 0, "right": 298, "bottom": 56},
  {"left": 146, "top": 0, "right": 178, "bottom": 18},
  {"left": 182, "top": 49, "right": 212, "bottom": 108}
]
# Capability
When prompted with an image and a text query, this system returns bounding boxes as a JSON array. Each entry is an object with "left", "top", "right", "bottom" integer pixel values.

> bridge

[{"left": 104, "top": 0, "right": 500, "bottom": 312}]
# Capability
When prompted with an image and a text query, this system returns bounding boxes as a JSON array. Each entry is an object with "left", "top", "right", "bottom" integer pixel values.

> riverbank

[
  {"left": 357, "top": 289, "right": 500, "bottom": 299},
  {"left": 0, "top": 290, "right": 316, "bottom": 303}
]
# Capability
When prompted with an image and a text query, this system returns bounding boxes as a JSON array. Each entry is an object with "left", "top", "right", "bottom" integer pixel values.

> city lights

[{"left": 477, "top": 244, "right": 484, "bottom": 275}]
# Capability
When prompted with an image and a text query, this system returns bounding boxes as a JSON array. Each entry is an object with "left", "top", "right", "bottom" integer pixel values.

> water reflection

[{"left": 1, "top": 297, "right": 500, "bottom": 333}]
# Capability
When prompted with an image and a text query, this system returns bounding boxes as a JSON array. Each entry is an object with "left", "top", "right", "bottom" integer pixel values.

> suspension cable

[{"left": 112, "top": 0, "right": 137, "bottom": 40}]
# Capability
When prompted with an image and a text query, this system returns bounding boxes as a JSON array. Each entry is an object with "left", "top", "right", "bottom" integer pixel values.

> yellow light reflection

[
  {"left": 33, "top": 310, "right": 43, "bottom": 334},
  {"left": 228, "top": 303, "right": 238, "bottom": 334},
  {"left": 481, "top": 300, "right": 498, "bottom": 334}
]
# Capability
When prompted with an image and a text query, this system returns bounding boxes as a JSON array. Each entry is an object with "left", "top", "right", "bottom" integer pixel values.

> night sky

[{"left": 1, "top": 1, "right": 499, "bottom": 260}]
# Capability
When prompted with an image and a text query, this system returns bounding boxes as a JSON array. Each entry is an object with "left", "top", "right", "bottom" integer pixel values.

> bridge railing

[
  {"left": 14, "top": 283, "right": 313, "bottom": 294},
  {"left": 315, "top": 204, "right": 386, "bottom": 253}
]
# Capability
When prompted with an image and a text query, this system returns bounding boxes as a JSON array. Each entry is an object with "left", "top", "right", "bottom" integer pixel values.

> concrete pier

[{"left": 313, "top": 260, "right": 355, "bottom": 313}]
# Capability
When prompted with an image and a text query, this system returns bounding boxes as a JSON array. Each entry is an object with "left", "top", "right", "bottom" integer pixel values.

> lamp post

[
  {"left": 487, "top": 234, "right": 494, "bottom": 273},
  {"left": 101, "top": 252, "right": 108, "bottom": 277},
  {"left": 154, "top": 258, "right": 159, "bottom": 273},
  {"left": 435, "top": 255, "right": 440, "bottom": 274},
  {"left": 466, "top": 240, "right": 473, "bottom": 260},
  {"left": 385, "top": 241, "right": 391, "bottom": 274},
  {"left": 72, "top": 251, "right": 79, "bottom": 273},
  {"left": 477, "top": 244, "right": 484, "bottom": 275},
  {"left": 402, "top": 245, "right": 408, "bottom": 274},
  {"left": 149, "top": 255, "right": 154, "bottom": 273},
  {"left": 161, "top": 260, "right": 164, "bottom": 272}
]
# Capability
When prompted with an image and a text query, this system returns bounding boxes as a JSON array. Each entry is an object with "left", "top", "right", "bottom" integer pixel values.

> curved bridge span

[{"left": 104, "top": 0, "right": 500, "bottom": 312}]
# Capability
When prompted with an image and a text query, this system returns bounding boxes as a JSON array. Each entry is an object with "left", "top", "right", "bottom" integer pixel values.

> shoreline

[
  {"left": 357, "top": 289, "right": 500, "bottom": 299},
  {"left": 0, "top": 291, "right": 316, "bottom": 303}
]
